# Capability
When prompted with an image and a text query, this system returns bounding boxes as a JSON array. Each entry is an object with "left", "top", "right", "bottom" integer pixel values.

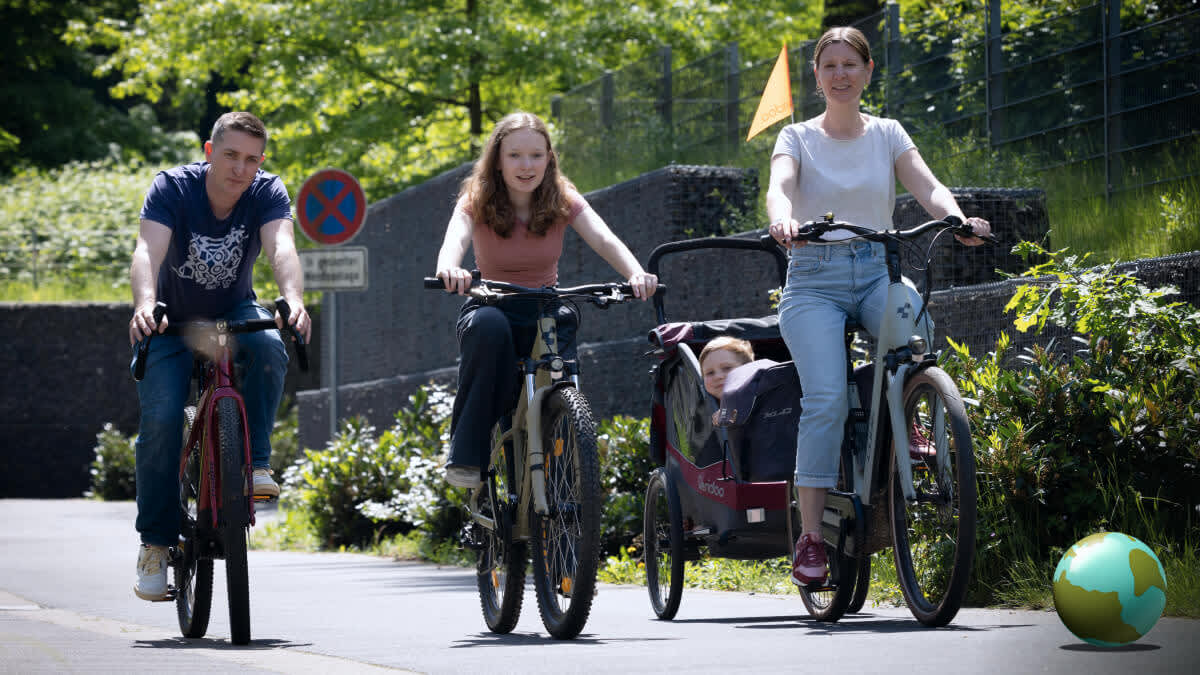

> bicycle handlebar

[
  {"left": 423, "top": 275, "right": 666, "bottom": 305},
  {"left": 131, "top": 296, "right": 309, "bottom": 381},
  {"left": 790, "top": 215, "right": 998, "bottom": 244}
]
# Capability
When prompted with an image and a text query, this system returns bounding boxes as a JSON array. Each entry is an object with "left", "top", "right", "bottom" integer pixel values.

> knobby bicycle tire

[
  {"left": 176, "top": 405, "right": 213, "bottom": 638},
  {"left": 644, "top": 468, "right": 684, "bottom": 620},
  {"left": 530, "top": 386, "right": 602, "bottom": 639},
  {"left": 218, "top": 396, "right": 252, "bottom": 645},
  {"left": 476, "top": 423, "right": 526, "bottom": 634},
  {"left": 890, "top": 366, "right": 977, "bottom": 627}
]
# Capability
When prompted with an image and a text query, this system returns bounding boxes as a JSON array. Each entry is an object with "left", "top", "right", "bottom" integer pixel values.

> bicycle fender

[
  {"left": 525, "top": 383, "right": 554, "bottom": 517},
  {"left": 888, "top": 362, "right": 917, "bottom": 503}
]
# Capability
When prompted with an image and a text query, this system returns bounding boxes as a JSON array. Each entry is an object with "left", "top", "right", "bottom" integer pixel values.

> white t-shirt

[{"left": 772, "top": 115, "right": 915, "bottom": 241}]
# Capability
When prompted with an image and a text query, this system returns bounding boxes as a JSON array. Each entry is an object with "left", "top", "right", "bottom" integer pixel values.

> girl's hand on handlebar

[
  {"left": 436, "top": 266, "right": 473, "bottom": 295},
  {"left": 769, "top": 218, "right": 807, "bottom": 249},
  {"left": 627, "top": 271, "right": 658, "bottom": 300},
  {"left": 129, "top": 302, "right": 167, "bottom": 346},
  {"left": 954, "top": 216, "right": 992, "bottom": 246}
]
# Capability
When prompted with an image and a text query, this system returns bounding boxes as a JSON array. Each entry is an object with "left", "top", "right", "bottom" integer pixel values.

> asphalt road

[{"left": 1, "top": 499, "right": 1196, "bottom": 674}]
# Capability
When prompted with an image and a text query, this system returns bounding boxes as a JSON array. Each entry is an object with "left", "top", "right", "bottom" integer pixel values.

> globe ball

[{"left": 1053, "top": 532, "right": 1167, "bottom": 647}]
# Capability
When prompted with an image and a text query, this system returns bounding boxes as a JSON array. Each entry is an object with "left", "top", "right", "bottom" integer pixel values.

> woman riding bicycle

[
  {"left": 434, "top": 111, "right": 657, "bottom": 489},
  {"left": 765, "top": 27, "right": 992, "bottom": 587}
]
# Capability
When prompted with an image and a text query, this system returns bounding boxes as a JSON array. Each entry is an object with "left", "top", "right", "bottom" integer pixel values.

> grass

[{"left": 0, "top": 279, "right": 130, "bottom": 303}]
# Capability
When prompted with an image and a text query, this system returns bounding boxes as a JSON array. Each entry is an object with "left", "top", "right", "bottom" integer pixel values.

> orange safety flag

[{"left": 746, "top": 44, "right": 793, "bottom": 141}]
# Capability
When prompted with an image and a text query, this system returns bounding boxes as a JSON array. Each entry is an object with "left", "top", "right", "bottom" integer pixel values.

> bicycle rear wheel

[
  {"left": 217, "top": 396, "right": 251, "bottom": 645},
  {"left": 890, "top": 366, "right": 977, "bottom": 627},
  {"left": 176, "top": 405, "right": 213, "bottom": 639},
  {"left": 476, "top": 423, "right": 526, "bottom": 634},
  {"left": 531, "top": 387, "right": 602, "bottom": 639},
  {"left": 644, "top": 468, "right": 683, "bottom": 620}
]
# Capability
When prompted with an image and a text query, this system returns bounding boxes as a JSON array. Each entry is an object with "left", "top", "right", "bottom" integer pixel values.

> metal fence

[{"left": 552, "top": 0, "right": 1199, "bottom": 199}]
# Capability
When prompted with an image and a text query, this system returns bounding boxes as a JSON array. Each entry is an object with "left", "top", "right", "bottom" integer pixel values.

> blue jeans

[
  {"left": 130, "top": 299, "right": 288, "bottom": 547},
  {"left": 778, "top": 242, "right": 931, "bottom": 488}
]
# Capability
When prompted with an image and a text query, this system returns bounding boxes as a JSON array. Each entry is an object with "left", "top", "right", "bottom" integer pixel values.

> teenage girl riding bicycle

[
  {"left": 765, "top": 27, "right": 992, "bottom": 588},
  {"left": 433, "top": 111, "right": 657, "bottom": 490},
  {"left": 129, "top": 111, "right": 311, "bottom": 602}
]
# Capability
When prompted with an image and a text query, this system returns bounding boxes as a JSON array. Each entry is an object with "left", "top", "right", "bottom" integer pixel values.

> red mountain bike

[{"left": 133, "top": 298, "right": 307, "bottom": 644}]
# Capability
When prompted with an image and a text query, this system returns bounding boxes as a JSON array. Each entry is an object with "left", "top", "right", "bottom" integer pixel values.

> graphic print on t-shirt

[{"left": 172, "top": 226, "right": 248, "bottom": 290}]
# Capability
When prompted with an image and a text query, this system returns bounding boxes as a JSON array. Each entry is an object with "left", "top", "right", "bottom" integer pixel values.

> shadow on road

[
  {"left": 671, "top": 612, "right": 1033, "bottom": 635},
  {"left": 132, "top": 637, "right": 314, "bottom": 650},
  {"left": 452, "top": 632, "right": 678, "bottom": 648},
  {"left": 1059, "top": 642, "right": 1161, "bottom": 652}
]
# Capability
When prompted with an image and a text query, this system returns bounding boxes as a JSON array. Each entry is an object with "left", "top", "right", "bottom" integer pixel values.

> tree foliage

[{"left": 67, "top": 0, "right": 819, "bottom": 200}]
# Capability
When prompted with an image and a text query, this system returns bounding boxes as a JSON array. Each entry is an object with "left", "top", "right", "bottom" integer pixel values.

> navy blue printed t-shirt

[{"left": 140, "top": 162, "right": 292, "bottom": 322}]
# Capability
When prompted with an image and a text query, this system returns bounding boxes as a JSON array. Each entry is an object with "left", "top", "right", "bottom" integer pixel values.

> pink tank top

[{"left": 469, "top": 191, "right": 586, "bottom": 287}]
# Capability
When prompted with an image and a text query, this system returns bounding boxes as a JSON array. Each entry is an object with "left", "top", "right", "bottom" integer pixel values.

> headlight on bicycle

[{"left": 908, "top": 335, "right": 928, "bottom": 357}]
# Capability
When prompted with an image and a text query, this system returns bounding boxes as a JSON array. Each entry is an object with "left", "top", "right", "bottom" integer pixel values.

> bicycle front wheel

[
  {"left": 218, "top": 396, "right": 251, "bottom": 645},
  {"left": 530, "top": 386, "right": 602, "bottom": 639},
  {"left": 176, "top": 405, "right": 213, "bottom": 638},
  {"left": 476, "top": 422, "right": 526, "bottom": 634},
  {"left": 889, "top": 366, "right": 977, "bottom": 627}
]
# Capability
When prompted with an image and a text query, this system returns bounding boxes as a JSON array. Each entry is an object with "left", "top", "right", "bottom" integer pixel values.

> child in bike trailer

[
  {"left": 128, "top": 112, "right": 311, "bottom": 601},
  {"left": 433, "top": 112, "right": 658, "bottom": 490},
  {"left": 765, "top": 27, "right": 992, "bottom": 587},
  {"left": 699, "top": 336, "right": 755, "bottom": 425}
]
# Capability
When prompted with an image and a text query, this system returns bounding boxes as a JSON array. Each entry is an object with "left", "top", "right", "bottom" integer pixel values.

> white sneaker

[
  {"left": 445, "top": 464, "right": 482, "bottom": 489},
  {"left": 134, "top": 544, "right": 169, "bottom": 601},
  {"left": 253, "top": 468, "right": 280, "bottom": 498}
]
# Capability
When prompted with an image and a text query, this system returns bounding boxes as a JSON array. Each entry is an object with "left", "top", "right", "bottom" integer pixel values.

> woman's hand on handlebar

[
  {"left": 129, "top": 301, "right": 168, "bottom": 346},
  {"left": 769, "top": 217, "right": 807, "bottom": 249},
  {"left": 627, "top": 271, "right": 659, "bottom": 300},
  {"left": 954, "top": 216, "right": 992, "bottom": 246},
  {"left": 436, "top": 266, "right": 474, "bottom": 295}
]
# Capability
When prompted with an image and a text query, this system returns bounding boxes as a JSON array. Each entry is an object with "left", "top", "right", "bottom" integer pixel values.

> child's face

[{"left": 702, "top": 349, "right": 748, "bottom": 399}]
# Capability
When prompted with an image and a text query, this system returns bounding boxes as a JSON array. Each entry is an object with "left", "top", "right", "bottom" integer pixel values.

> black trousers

[{"left": 448, "top": 297, "right": 578, "bottom": 469}]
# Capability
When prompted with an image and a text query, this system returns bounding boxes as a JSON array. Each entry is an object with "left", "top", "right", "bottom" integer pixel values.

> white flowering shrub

[
  {"left": 281, "top": 383, "right": 466, "bottom": 548},
  {"left": 86, "top": 422, "right": 137, "bottom": 500}
]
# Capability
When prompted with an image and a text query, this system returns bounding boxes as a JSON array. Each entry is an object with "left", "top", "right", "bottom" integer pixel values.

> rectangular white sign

[{"left": 300, "top": 247, "right": 368, "bottom": 291}]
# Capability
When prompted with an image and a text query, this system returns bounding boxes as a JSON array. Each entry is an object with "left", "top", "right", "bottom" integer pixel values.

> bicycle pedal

[
  {"left": 803, "top": 582, "right": 836, "bottom": 593},
  {"left": 157, "top": 586, "right": 178, "bottom": 602},
  {"left": 252, "top": 494, "right": 277, "bottom": 503}
]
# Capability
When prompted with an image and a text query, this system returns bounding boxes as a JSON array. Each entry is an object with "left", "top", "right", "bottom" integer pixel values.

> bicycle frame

[
  {"left": 472, "top": 311, "right": 574, "bottom": 540},
  {"left": 178, "top": 342, "right": 255, "bottom": 530},
  {"left": 854, "top": 243, "right": 934, "bottom": 508}
]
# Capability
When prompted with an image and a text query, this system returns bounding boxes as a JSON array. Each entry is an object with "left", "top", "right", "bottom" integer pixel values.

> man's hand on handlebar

[
  {"left": 954, "top": 216, "right": 992, "bottom": 247},
  {"left": 129, "top": 301, "right": 168, "bottom": 346},
  {"left": 275, "top": 296, "right": 312, "bottom": 343},
  {"left": 627, "top": 271, "right": 659, "bottom": 300},
  {"left": 436, "top": 266, "right": 474, "bottom": 295}
]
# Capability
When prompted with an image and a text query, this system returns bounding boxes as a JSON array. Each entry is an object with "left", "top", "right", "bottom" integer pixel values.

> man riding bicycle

[{"left": 128, "top": 111, "right": 311, "bottom": 601}]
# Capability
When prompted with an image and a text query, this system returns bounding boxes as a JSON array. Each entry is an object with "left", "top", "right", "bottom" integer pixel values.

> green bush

[
  {"left": 941, "top": 242, "right": 1200, "bottom": 602},
  {"left": 596, "top": 415, "right": 658, "bottom": 557},
  {"left": 87, "top": 423, "right": 137, "bottom": 500},
  {"left": 281, "top": 383, "right": 466, "bottom": 549}
]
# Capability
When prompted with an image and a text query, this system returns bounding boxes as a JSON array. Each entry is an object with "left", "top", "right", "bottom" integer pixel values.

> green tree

[
  {"left": 0, "top": 0, "right": 196, "bottom": 173},
  {"left": 67, "top": 0, "right": 820, "bottom": 200}
]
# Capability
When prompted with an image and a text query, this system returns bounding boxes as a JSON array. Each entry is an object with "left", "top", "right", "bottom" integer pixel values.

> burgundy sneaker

[
  {"left": 791, "top": 532, "right": 828, "bottom": 586},
  {"left": 909, "top": 421, "right": 937, "bottom": 461}
]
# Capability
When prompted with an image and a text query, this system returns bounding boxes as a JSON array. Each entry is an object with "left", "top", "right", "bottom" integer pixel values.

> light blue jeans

[
  {"left": 130, "top": 298, "right": 288, "bottom": 546},
  {"left": 778, "top": 241, "right": 931, "bottom": 488}
]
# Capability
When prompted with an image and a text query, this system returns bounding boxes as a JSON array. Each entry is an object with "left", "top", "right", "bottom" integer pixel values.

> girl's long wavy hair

[{"left": 461, "top": 112, "right": 573, "bottom": 238}]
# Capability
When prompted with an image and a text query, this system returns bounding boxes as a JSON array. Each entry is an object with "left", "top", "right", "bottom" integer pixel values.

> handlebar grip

[
  {"left": 132, "top": 302, "right": 168, "bottom": 382},
  {"left": 274, "top": 296, "right": 310, "bottom": 373},
  {"left": 424, "top": 270, "right": 482, "bottom": 290}
]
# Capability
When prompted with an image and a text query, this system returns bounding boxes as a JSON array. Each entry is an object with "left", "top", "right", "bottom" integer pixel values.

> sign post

[{"left": 296, "top": 169, "right": 368, "bottom": 441}]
